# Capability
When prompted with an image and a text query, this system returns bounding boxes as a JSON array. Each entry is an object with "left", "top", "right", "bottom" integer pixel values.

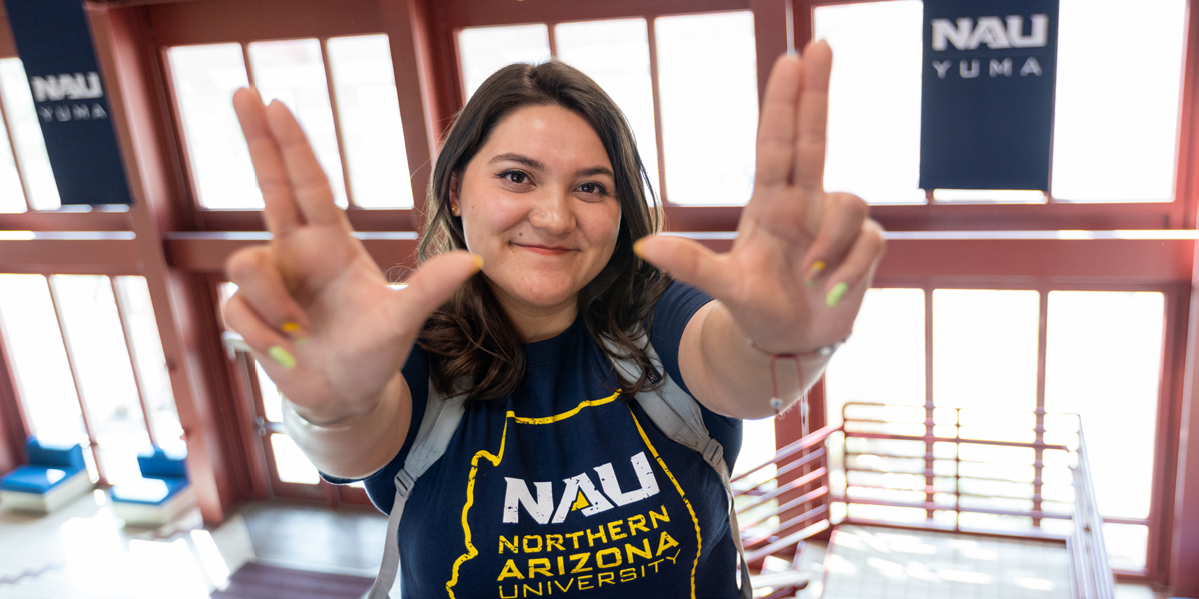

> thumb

[
  {"left": 385, "top": 250, "right": 482, "bottom": 332},
  {"left": 635, "top": 235, "right": 732, "bottom": 300}
]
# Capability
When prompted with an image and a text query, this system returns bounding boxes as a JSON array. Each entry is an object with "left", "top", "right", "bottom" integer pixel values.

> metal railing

[{"left": 731, "top": 402, "right": 1115, "bottom": 599}]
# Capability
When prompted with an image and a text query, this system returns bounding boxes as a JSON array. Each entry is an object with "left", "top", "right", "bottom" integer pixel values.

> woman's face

[{"left": 452, "top": 104, "right": 622, "bottom": 322}]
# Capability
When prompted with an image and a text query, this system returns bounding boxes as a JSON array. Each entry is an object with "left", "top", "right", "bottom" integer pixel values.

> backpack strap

[
  {"left": 366, "top": 380, "right": 466, "bottom": 599},
  {"left": 604, "top": 336, "right": 754, "bottom": 599}
]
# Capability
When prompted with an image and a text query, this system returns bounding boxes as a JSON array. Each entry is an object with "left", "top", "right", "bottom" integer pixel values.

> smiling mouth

[{"left": 513, "top": 243, "right": 573, "bottom": 256}]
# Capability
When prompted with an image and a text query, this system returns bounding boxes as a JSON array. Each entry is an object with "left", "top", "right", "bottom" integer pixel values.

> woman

[{"left": 224, "top": 41, "right": 883, "bottom": 598}]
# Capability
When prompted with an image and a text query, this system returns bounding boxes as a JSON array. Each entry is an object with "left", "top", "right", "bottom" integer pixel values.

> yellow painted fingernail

[
  {"left": 471, "top": 255, "right": 484, "bottom": 270},
  {"left": 282, "top": 322, "right": 308, "bottom": 345},
  {"left": 633, "top": 239, "right": 647, "bottom": 258},
  {"left": 268, "top": 345, "right": 296, "bottom": 369},
  {"left": 805, "top": 261, "right": 826, "bottom": 287},
  {"left": 826, "top": 282, "right": 849, "bottom": 308}
]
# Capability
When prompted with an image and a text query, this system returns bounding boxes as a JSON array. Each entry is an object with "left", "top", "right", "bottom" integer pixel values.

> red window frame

[{"left": 0, "top": 2, "right": 1196, "bottom": 591}]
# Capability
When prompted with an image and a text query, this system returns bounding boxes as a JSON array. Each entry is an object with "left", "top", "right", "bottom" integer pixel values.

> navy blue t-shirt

[{"left": 359, "top": 282, "right": 743, "bottom": 598}]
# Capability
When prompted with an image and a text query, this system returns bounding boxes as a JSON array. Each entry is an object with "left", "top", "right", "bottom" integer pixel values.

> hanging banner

[
  {"left": 918, "top": 0, "right": 1059, "bottom": 192},
  {"left": 3, "top": 0, "right": 132, "bottom": 205}
]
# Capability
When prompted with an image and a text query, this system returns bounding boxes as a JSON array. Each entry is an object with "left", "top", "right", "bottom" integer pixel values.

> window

[
  {"left": 456, "top": 11, "right": 759, "bottom": 206},
  {"left": 0, "top": 57, "right": 62, "bottom": 211},
  {"left": 825, "top": 285, "right": 1167, "bottom": 572},
  {"left": 167, "top": 35, "right": 413, "bottom": 210},
  {"left": 813, "top": 0, "right": 1187, "bottom": 205},
  {"left": 0, "top": 274, "right": 182, "bottom": 485}
]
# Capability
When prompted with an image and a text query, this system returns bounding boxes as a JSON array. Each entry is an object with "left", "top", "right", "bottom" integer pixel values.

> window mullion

[
  {"left": 321, "top": 37, "right": 356, "bottom": 209},
  {"left": 546, "top": 21, "right": 559, "bottom": 57},
  {"left": 46, "top": 275, "right": 106, "bottom": 485},
  {"left": 241, "top": 42, "right": 257, "bottom": 91},
  {"left": 646, "top": 18, "right": 669, "bottom": 205},
  {"left": 110, "top": 277, "right": 157, "bottom": 448},
  {"left": 0, "top": 80, "right": 31, "bottom": 212}
]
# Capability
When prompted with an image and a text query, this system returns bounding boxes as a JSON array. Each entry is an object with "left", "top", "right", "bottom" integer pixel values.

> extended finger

[
  {"left": 383, "top": 251, "right": 483, "bottom": 338},
  {"left": 224, "top": 293, "right": 297, "bottom": 369},
  {"left": 794, "top": 41, "right": 832, "bottom": 192},
  {"left": 755, "top": 54, "right": 804, "bottom": 188},
  {"left": 265, "top": 100, "right": 347, "bottom": 228},
  {"left": 225, "top": 245, "right": 311, "bottom": 337},
  {"left": 802, "top": 192, "right": 868, "bottom": 281},
  {"left": 633, "top": 235, "right": 735, "bottom": 302},
  {"left": 821, "top": 219, "right": 885, "bottom": 307},
  {"left": 233, "top": 88, "right": 303, "bottom": 236}
]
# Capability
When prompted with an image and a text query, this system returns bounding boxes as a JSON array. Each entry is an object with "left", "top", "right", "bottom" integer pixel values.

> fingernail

[
  {"left": 633, "top": 239, "right": 646, "bottom": 258},
  {"left": 268, "top": 345, "right": 296, "bottom": 369},
  {"left": 805, "top": 261, "right": 826, "bottom": 286},
  {"left": 282, "top": 321, "right": 307, "bottom": 344},
  {"left": 826, "top": 282, "right": 848, "bottom": 308},
  {"left": 471, "top": 255, "right": 485, "bottom": 270}
]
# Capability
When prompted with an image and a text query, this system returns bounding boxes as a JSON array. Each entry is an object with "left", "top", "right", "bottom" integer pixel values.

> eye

[
  {"left": 499, "top": 170, "right": 529, "bottom": 185},
  {"left": 577, "top": 182, "right": 609, "bottom": 197}
]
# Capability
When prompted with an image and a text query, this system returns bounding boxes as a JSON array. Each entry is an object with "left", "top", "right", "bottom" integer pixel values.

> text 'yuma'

[
  {"left": 932, "top": 57, "right": 1044, "bottom": 79},
  {"left": 931, "top": 15, "right": 1049, "bottom": 51},
  {"left": 38, "top": 104, "right": 109, "bottom": 123}
]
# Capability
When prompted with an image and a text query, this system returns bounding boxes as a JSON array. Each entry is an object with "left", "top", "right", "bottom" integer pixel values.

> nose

[{"left": 527, "top": 187, "right": 574, "bottom": 235}]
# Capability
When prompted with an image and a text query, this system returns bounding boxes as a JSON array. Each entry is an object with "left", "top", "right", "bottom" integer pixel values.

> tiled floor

[
  {"left": 820, "top": 525, "right": 1073, "bottom": 599},
  {"left": 0, "top": 491, "right": 386, "bottom": 599},
  {"left": 816, "top": 525, "right": 1170, "bottom": 599},
  {"left": 0, "top": 494, "right": 1174, "bottom": 599}
]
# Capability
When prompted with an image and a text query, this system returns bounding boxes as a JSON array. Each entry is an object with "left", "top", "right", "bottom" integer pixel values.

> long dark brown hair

[{"left": 417, "top": 60, "right": 670, "bottom": 401}]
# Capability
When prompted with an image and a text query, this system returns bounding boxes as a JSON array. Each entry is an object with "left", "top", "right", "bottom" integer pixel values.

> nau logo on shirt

[{"left": 503, "top": 452, "right": 659, "bottom": 524}]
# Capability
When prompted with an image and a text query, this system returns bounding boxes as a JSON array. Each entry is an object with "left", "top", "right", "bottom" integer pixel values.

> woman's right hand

[{"left": 223, "top": 88, "right": 480, "bottom": 428}]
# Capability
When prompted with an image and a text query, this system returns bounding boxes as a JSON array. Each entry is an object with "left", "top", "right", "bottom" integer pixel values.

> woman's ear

[{"left": 448, "top": 171, "right": 461, "bottom": 209}]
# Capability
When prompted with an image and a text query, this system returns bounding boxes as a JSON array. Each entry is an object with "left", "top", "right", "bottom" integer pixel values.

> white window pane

[
  {"left": 114, "top": 276, "right": 184, "bottom": 454},
  {"left": 51, "top": 275, "right": 149, "bottom": 484},
  {"left": 0, "top": 104, "right": 25, "bottom": 212},
  {"left": 0, "top": 274, "right": 86, "bottom": 444},
  {"left": 167, "top": 44, "right": 258, "bottom": 209},
  {"left": 1103, "top": 523, "right": 1148, "bottom": 571},
  {"left": 933, "top": 189, "right": 1046, "bottom": 204},
  {"left": 656, "top": 12, "right": 757, "bottom": 205},
  {"left": 555, "top": 19, "right": 660, "bottom": 198},
  {"left": 255, "top": 360, "right": 284, "bottom": 424},
  {"left": 458, "top": 24, "right": 551, "bottom": 101},
  {"left": 815, "top": 1, "right": 925, "bottom": 205},
  {"left": 248, "top": 38, "right": 348, "bottom": 208},
  {"left": 933, "top": 290, "right": 1039, "bottom": 411},
  {"left": 1051, "top": 0, "right": 1185, "bottom": 202},
  {"left": 327, "top": 34, "right": 413, "bottom": 209},
  {"left": 270, "top": 433, "right": 320, "bottom": 484},
  {"left": 826, "top": 289, "right": 926, "bottom": 427},
  {"left": 1046, "top": 291, "right": 1163, "bottom": 520},
  {"left": 0, "top": 58, "right": 61, "bottom": 210}
]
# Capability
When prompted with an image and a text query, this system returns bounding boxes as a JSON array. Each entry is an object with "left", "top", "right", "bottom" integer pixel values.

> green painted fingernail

[
  {"left": 269, "top": 345, "right": 296, "bottom": 369},
  {"left": 826, "top": 282, "right": 849, "bottom": 308}
]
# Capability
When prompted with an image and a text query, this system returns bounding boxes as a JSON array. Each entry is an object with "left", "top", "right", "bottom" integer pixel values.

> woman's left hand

[{"left": 635, "top": 41, "right": 884, "bottom": 355}]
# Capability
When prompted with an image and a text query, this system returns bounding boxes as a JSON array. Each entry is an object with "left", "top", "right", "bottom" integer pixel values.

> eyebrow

[{"left": 488, "top": 153, "right": 614, "bottom": 180}]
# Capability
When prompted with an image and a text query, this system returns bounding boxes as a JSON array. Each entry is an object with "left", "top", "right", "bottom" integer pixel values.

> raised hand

[
  {"left": 635, "top": 41, "right": 883, "bottom": 357},
  {"left": 223, "top": 89, "right": 479, "bottom": 428}
]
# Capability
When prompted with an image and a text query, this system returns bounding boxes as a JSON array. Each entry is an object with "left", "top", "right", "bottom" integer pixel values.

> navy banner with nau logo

[
  {"left": 919, "top": 0, "right": 1059, "bottom": 192},
  {"left": 3, "top": 0, "right": 132, "bottom": 205}
]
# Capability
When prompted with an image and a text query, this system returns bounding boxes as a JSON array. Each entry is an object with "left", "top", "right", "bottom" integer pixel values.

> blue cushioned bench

[
  {"left": 110, "top": 446, "right": 194, "bottom": 526},
  {"left": 0, "top": 438, "right": 93, "bottom": 512}
]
